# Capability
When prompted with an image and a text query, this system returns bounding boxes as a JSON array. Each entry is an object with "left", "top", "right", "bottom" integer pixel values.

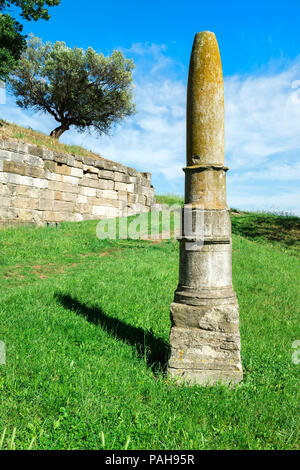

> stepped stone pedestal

[{"left": 167, "top": 32, "right": 243, "bottom": 386}]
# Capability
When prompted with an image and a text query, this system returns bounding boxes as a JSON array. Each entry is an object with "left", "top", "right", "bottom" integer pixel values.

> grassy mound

[
  {"left": 0, "top": 211, "right": 299, "bottom": 450},
  {"left": 0, "top": 120, "right": 105, "bottom": 161},
  {"left": 155, "top": 194, "right": 300, "bottom": 255},
  {"left": 231, "top": 212, "right": 300, "bottom": 254}
]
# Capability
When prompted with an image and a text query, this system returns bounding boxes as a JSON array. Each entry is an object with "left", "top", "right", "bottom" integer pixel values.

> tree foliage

[
  {"left": 0, "top": 1, "right": 60, "bottom": 80},
  {"left": 0, "top": 13, "right": 26, "bottom": 79},
  {"left": 8, "top": 36, "right": 136, "bottom": 139}
]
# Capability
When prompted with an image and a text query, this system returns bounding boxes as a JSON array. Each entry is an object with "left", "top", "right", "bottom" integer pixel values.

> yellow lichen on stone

[{"left": 187, "top": 31, "right": 225, "bottom": 167}]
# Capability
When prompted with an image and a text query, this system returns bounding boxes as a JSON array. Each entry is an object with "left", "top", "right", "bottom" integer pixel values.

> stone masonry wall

[{"left": 0, "top": 139, "right": 155, "bottom": 227}]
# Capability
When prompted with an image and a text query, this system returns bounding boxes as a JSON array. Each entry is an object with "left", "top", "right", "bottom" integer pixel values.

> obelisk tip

[
  {"left": 187, "top": 30, "right": 225, "bottom": 167},
  {"left": 195, "top": 31, "right": 216, "bottom": 38},
  {"left": 193, "top": 31, "right": 217, "bottom": 45}
]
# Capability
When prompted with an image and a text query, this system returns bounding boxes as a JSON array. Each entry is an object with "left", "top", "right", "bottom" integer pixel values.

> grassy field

[{"left": 0, "top": 208, "right": 299, "bottom": 450}]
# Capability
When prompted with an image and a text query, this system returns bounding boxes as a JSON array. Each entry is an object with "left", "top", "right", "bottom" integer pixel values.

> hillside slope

[{"left": 0, "top": 120, "right": 113, "bottom": 163}]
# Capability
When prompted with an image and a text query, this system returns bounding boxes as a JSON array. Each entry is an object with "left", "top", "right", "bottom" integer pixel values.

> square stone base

[{"left": 168, "top": 300, "right": 243, "bottom": 387}]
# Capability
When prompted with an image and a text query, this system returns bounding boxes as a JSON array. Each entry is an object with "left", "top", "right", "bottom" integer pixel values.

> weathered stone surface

[
  {"left": 79, "top": 177, "right": 114, "bottom": 190},
  {"left": 170, "top": 327, "right": 240, "bottom": 349},
  {"left": 53, "top": 153, "right": 75, "bottom": 167},
  {"left": 98, "top": 169, "right": 115, "bottom": 180},
  {"left": 42, "top": 149, "right": 54, "bottom": 161},
  {"left": 62, "top": 175, "right": 80, "bottom": 185},
  {"left": 12, "top": 197, "right": 39, "bottom": 210},
  {"left": 0, "top": 196, "right": 11, "bottom": 207},
  {"left": 127, "top": 193, "right": 138, "bottom": 204},
  {"left": 24, "top": 154, "right": 44, "bottom": 168},
  {"left": 114, "top": 182, "right": 134, "bottom": 193},
  {"left": 77, "top": 194, "right": 87, "bottom": 204},
  {"left": 167, "top": 31, "right": 243, "bottom": 387},
  {"left": 170, "top": 300, "right": 240, "bottom": 333},
  {"left": 13, "top": 185, "right": 40, "bottom": 198},
  {"left": 0, "top": 149, "right": 12, "bottom": 161},
  {"left": 114, "top": 172, "right": 131, "bottom": 183},
  {"left": 53, "top": 200, "right": 74, "bottom": 212},
  {"left": 3, "top": 161, "right": 26, "bottom": 175},
  {"left": 27, "top": 145, "right": 44, "bottom": 158},
  {"left": 0, "top": 139, "right": 155, "bottom": 226},
  {"left": 141, "top": 172, "right": 152, "bottom": 182},
  {"left": 70, "top": 167, "right": 83, "bottom": 178},
  {"left": 168, "top": 368, "right": 243, "bottom": 386},
  {"left": 48, "top": 181, "right": 79, "bottom": 193},
  {"left": 98, "top": 189, "right": 118, "bottom": 200},
  {"left": 186, "top": 32, "right": 224, "bottom": 167},
  {"left": 92, "top": 205, "right": 119, "bottom": 217},
  {"left": 26, "top": 166, "right": 45, "bottom": 179},
  {"left": 59, "top": 192, "right": 78, "bottom": 203},
  {"left": 39, "top": 199, "right": 54, "bottom": 211},
  {"left": 0, "top": 183, "right": 10, "bottom": 196},
  {"left": 178, "top": 241, "right": 233, "bottom": 289},
  {"left": 54, "top": 163, "right": 72, "bottom": 176},
  {"left": 118, "top": 190, "right": 128, "bottom": 202},
  {"left": 184, "top": 167, "right": 227, "bottom": 209}
]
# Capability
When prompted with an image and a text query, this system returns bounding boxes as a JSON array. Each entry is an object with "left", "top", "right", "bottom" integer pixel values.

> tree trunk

[{"left": 50, "top": 124, "right": 70, "bottom": 140}]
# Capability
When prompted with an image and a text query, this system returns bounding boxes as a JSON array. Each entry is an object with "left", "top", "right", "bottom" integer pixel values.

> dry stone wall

[{"left": 0, "top": 139, "right": 155, "bottom": 227}]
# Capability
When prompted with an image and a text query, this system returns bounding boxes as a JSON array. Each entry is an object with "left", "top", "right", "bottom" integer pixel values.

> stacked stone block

[{"left": 0, "top": 140, "right": 155, "bottom": 227}]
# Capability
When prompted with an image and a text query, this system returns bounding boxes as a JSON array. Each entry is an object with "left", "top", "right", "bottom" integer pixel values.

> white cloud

[
  {"left": 225, "top": 62, "right": 300, "bottom": 169},
  {"left": 229, "top": 188, "right": 300, "bottom": 216},
  {"left": 224, "top": 62, "right": 300, "bottom": 214},
  {"left": 1, "top": 43, "right": 300, "bottom": 214},
  {"left": 229, "top": 161, "right": 300, "bottom": 183},
  {"left": 1, "top": 94, "right": 54, "bottom": 134}
]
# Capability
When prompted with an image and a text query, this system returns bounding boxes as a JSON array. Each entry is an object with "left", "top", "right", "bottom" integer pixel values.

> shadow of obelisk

[{"left": 168, "top": 32, "right": 243, "bottom": 386}]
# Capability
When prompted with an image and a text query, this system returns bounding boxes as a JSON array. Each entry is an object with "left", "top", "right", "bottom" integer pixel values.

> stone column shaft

[{"left": 168, "top": 32, "right": 243, "bottom": 386}]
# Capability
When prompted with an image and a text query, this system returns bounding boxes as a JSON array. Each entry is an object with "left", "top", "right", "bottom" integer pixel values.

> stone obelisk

[{"left": 168, "top": 32, "right": 243, "bottom": 386}]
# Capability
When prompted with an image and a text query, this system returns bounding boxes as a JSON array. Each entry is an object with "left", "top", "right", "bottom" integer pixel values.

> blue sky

[{"left": 2, "top": 0, "right": 300, "bottom": 214}]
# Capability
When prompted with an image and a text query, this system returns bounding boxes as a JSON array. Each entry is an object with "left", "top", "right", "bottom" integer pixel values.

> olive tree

[{"left": 8, "top": 35, "right": 136, "bottom": 139}]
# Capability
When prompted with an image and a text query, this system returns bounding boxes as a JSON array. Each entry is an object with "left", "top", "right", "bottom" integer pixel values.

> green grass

[
  {"left": 231, "top": 211, "right": 300, "bottom": 254},
  {"left": 0, "top": 213, "right": 299, "bottom": 450},
  {"left": 155, "top": 194, "right": 184, "bottom": 206}
]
